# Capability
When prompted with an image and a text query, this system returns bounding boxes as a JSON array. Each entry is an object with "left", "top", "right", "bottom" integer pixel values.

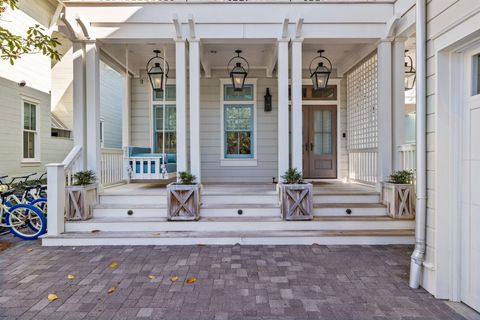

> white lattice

[{"left": 346, "top": 53, "right": 378, "bottom": 184}]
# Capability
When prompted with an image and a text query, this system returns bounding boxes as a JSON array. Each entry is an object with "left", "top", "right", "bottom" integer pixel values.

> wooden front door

[{"left": 303, "top": 105, "right": 337, "bottom": 178}]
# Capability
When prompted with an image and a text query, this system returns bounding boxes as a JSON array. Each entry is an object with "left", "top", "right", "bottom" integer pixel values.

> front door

[{"left": 303, "top": 105, "right": 337, "bottom": 178}]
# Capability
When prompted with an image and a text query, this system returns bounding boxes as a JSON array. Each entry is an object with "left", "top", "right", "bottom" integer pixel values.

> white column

[
  {"left": 122, "top": 45, "right": 131, "bottom": 180},
  {"left": 392, "top": 39, "right": 406, "bottom": 170},
  {"left": 85, "top": 42, "right": 102, "bottom": 182},
  {"left": 291, "top": 39, "right": 303, "bottom": 173},
  {"left": 277, "top": 39, "right": 290, "bottom": 179},
  {"left": 176, "top": 39, "right": 188, "bottom": 173},
  {"left": 46, "top": 164, "right": 65, "bottom": 236},
  {"left": 72, "top": 42, "right": 86, "bottom": 170},
  {"left": 377, "top": 40, "right": 393, "bottom": 185},
  {"left": 189, "top": 39, "right": 201, "bottom": 181}
]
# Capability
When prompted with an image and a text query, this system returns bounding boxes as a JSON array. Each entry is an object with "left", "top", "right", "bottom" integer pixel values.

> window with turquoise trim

[
  {"left": 224, "top": 104, "right": 253, "bottom": 158},
  {"left": 154, "top": 104, "right": 176, "bottom": 154},
  {"left": 153, "top": 84, "right": 176, "bottom": 101},
  {"left": 224, "top": 84, "right": 254, "bottom": 101}
]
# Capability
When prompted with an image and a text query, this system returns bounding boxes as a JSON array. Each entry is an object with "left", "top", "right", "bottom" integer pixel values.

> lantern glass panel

[
  {"left": 230, "top": 63, "right": 247, "bottom": 91},
  {"left": 148, "top": 63, "right": 164, "bottom": 92}
]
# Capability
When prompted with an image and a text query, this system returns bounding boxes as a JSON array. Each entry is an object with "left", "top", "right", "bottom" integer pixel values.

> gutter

[{"left": 410, "top": 0, "right": 427, "bottom": 289}]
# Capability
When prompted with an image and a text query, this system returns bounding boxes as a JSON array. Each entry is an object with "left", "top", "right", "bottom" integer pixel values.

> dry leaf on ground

[
  {"left": 47, "top": 293, "right": 58, "bottom": 301},
  {"left": 67, "top": 274, "right": 75, "bottom": 280},
  {"left": 148, "top": 275, "right": 156, "bottom": 280},
  {"left": 110, "top": 262, "right": 119, "bottom": 268},
  {"left": 0, "top": 241, "right": 11, "bottom": 251},
  {"left": 107, "top": 287, "right": 116, "bottom": 294},
  {"left": 186, "top": 277, "right": 197, "bottom": 284},
  {"left": 25, "top": 248, "right": 33, "bottom": 253},
  {"left": 169, "top": 276, "right": 179, "bottom": 282}
]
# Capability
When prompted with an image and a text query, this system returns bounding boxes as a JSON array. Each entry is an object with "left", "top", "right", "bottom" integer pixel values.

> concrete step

[
  {"left": 99, "top": 194, "right": 167, "bottom": 205},
  {"left": 64, "top": 216, "right": 415, "bottom": 233},
  {"left": 200, "top": 203, "right": 279, "bottom": 217},
  {"left": 93, "top": 204, "right": 167, "bottom": 218},
  {"left": 42, "top": 229, "right": 415, "bottom": 246},
  {"left": 313, "top": 203, "right": 387, "bottom": 216},
  {"left": 201, "top": 193, "right": 278, "bottom": 205},
  {"left": 313, "top": 193, "right": 380, "bottom": 204}
]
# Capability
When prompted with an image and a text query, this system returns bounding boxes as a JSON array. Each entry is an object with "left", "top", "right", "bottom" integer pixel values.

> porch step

[
  {"left": 42, "top": 229, "right": 415, "bottom": 246},
  {"left": 64, "top": 216, "right": 414, "bottom": 233},
  {"left": 201, "top": 194, "right": 278, "bottom": 205},
  {"left": 99, "top": 194, "right": 167, "bottom": 205},
  {"left": 313, "top": 193, "right": 380, "bottom": 204},
  {"left": 313, "top": 203, "right": 387, "bottom": 216},
  {"left": 200, "top": 203, "right": 279, "bottom": 217},
  {"left": 93, "top": 203, "right": 167, "bottom": 218}
]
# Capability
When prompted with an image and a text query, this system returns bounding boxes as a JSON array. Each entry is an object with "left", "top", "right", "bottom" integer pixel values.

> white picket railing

[
  {"left": 348, "top": 148, "right": 378, "bottom": 185},
  {"left": 101, "top": 148, "right": 124, "bottom": 186},
  {"left": 63, "top": 146, "right": 83, "bottom": 186},
  {"left": 399, "top": 143, "right": 416, "bottom": 171},
  {"left": 128, "top": 157, "right": 176, "bottom": 180}
]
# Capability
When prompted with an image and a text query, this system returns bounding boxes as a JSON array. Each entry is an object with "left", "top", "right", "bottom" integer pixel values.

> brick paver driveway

[{"left": 0, "top": 236, "right": 466, "bottom": 320}]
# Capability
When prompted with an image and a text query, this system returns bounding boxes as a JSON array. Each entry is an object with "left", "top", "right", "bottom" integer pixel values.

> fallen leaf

[
  {"left": 107, "top": 287, "right": 116, "bottom": 294},
  {"left": 47, "top": 293, "right": 58, "bottom": 301},
  {"left": 91, "top": 230, "right": 100, "bottom": 233},
  {"left": 110, "top": 262, "right": 119, "bottom": 268},
  {"left": 0, "top": 241, "right": 11, "bottom": 251},
  {"left": 25, "top": 248, "right": 33, "bottom": 253},
  {"left": 169, "top": 276, "right": 179, "bottom": 283},
  {"left": 67, "top": 274, "right": 75, "bottom": 280},
  {"left": 186, "top": 277, "right": 197, "bottom": 284},
  {"left": 148, "top": 275, "right": 156, "bottom": 280},
  {"left": 151, "top": 232, "right": 161, "bottom": 236}
]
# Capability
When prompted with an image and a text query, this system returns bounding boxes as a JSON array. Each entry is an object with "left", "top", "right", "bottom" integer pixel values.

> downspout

[{"left": 410, "top": 0, "right": 427, "bottom": 289}]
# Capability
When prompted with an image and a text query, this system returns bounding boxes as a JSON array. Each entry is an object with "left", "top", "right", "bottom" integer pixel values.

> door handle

[{"left": 310, "top": 143, "right": 313, "bottom": 151}]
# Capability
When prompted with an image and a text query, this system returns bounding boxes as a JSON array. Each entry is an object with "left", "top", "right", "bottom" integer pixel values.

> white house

[
  {"left": 41, "top": 0, "right": 480, "bottom": 313},
  {"left": 0, "top": 0, "right": 73, "bottom": 178}
]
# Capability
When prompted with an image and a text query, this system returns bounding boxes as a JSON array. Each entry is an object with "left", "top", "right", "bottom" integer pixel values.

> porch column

[
  {"left": 291, "top": 39, "right": 303, "bottom": 173},
  {"left": 392, "top": 39, "right": 406, "bottom": 170},
  {"left": 176, "top": 39, "right": 188, "bottom": 173},
  {"left": 85, "top": 42, "right": 102, "bottom": 182},
  {"left": 122, "top": 45, "right": 131, "bottom": 180},
  {"left": 72, "top": 41, "right": 86, "bottom": 169},
  {"left": 189, "top": 39, "right": 201, "bottom": 181},
  {"left": 277, "top": 39, "right": 290, "bottom": 179},
  {"left": 377, "top": 39, "right": 393, "bottom": 185}
]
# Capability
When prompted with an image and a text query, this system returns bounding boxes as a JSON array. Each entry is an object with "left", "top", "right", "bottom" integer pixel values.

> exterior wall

[
  {"left": 51, "top": 46, "right": 74, "bottom": 130},
  {"left": 339, "top": 78, "right": 348, "bottom": 180},
  {"left": 100, "top": 60, "right": 124, "bottom": 149},
  {"left": 0, "top": 77, "right": 72, "bottom": 176}
]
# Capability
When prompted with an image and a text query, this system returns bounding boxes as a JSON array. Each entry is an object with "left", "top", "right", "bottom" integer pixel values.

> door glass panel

[{"left": 313, "top": 110, "right": 332, "bottom": 155}]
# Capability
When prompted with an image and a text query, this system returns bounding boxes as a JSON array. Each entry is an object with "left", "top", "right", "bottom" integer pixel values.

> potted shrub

[
  {"left": 382, "top": 170, "right": 416, "bottom": 219},
  {"left": 65, "top": 170, "right": 98, "bottom": 221},
  {"left": 279, "top": 168, "right": 313, "bottom": 221},
  {"left": 166, "top": 172, "right": 200, "bottom": 221}
]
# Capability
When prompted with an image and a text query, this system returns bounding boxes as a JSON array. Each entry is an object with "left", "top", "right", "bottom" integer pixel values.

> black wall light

[{"left": 264, "top": 88, "right": 272, "bottom": 112}]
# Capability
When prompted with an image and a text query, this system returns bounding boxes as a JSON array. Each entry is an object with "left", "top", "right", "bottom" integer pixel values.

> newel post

[{"left": 46, "top": 164, "right": 65, "bottom": 236}]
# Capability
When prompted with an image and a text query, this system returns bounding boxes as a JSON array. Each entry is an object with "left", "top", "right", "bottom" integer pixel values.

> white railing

[
  {"left": 348, "top": 148, "right": 378, "bottom": 185},
  {"left": 128, "top": 157, "right": 176, "bottom": 180},
  {"left": 399, "top": 143, "right": 416, "bottom": 171},
  {"left": 101, "top": 148, "right": 124, "bottom": 186},
  {"left": 63, "top": 146, "right": 83, "bottom": 186}
]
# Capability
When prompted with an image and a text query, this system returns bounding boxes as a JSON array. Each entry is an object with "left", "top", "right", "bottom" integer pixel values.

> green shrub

[
  {"left": 177, "top": 171, "right": 196, "bottom": 185},
  {"left": 281, "top": 168, "right": 304, "bottom": 184},
  {"left": 73, "top": 170, "right": 96, "bottom": 186},
  {"left": 389, "top": 170, "right": 414, "bottom": 184}
]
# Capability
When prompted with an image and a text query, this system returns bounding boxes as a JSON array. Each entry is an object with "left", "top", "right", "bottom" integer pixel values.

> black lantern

[
  {"left": 146, "top": 49, "right": 169, "bottom": 93},
  {"left": 264, "top": 88, "right": 272, "bottom": 112},
  {"left": 309, "top": 50, "right": 332, "bottom": 91},
  {"left": 227, "top": 50, "right": 249, "bottom": 91},
  {"left": 404, "top": 50, "right": 416, "bottom": 90}
]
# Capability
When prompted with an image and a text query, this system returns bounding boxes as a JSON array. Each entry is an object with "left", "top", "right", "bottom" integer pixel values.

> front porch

[{"left": 43, "top": 181, "right": 415, "bottom": 246}]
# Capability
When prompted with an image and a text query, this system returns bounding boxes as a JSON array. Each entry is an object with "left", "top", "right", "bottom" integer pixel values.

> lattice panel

[{"left": 346, "top": 53, "right": 378, "bottom": 151}]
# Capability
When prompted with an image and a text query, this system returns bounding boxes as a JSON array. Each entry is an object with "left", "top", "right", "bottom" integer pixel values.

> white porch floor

[{"left": 42, "top": 181, "right": 415, "bottom": 246}]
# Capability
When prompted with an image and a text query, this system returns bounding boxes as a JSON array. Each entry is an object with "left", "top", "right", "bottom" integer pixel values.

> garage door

[{"left": 461, "top": 49, "right": 480, "bottom": 312}]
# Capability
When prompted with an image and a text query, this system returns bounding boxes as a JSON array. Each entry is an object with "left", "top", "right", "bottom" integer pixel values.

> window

[
  {"left": 221, "top": 82, "right": 256, "bottom": 164},
  {"left": 472, "top": 54, "right": 480, "bottom": 96},
  {"left": 100, "top": 119, "right": 105, "bottom": 148},
  {"left": 154, "top": 105, "right": 176, "bottom": 153},
  {"left": 23, "top": 101, "right": 38, "bottom": 160},
  {"left": 224, "top": 104, "right": 253, "bottom": 157}
]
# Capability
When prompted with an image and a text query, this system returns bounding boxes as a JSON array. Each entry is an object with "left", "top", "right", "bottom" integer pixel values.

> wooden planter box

[
  {"left": 279, "top": 183, "right": 313, "bottom": 221},
  {"left": 65, "top": 183, "right": 98, "bottom": 221},
  {"left": 167, "top": 183, "right": 200, "bottom": 221},
  {"left": 382, "top": 182, "right": 416, "bottom": 219}
]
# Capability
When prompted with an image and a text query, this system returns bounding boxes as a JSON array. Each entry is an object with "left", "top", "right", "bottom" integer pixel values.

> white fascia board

[{"left": 64, "top": 3, "right": 393, "bottom": 25}]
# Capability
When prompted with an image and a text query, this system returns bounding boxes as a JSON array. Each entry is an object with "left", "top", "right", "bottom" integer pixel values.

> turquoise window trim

[
  {"left": 223, "top": 84, "right": 254, "bottom": 101},
  {"left": 153, "top": 84, "right": 176, "bottom": 101},
  {"left": 224, "top": 104, "right": 254, "bottom": 159},
  {"left": 153, "top": 104, "right": 176, "bottom": 153}
]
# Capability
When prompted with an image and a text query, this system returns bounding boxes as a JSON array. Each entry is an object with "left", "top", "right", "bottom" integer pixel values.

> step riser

[
  {"left": 202, "top": 195, "right": 278, "bottom": 205},
  {"left": 200, "top": 208, "right": 278, "bottom": 217},
  {"left": 43, "top": 236, "right": 415, "bottom": 246},
  {"left": 314, "top": 207, "right": 386, "bottom": 216},
  {"left": 313, "top": 195, "right": 380, "bottom": 204},
  {"left": 93, "top": 208, "right": 167, "bottom": 218},
  {"left": 65, "top": 220, "right": 415, "bottom": 233},
  {"left": 100, "top": 195, "right": 166, "bottom": 205}
]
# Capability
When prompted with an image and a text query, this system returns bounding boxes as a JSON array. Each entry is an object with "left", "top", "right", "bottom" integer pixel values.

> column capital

[
  {"left": 188, "top": 38, "right": 200, "bottom": 43},
  {"left": 174, "top": 38, "right": 186, "bottom": 43},
  {"left": 277, "top": 38, "right": 290, "bottom": 43},
  {"left": 378, "top": 37, "right": 394, "bottom": 44},
  {"left": 394, "top": 37, "right": 408, "bottom": 43},
  {"left": 291, "top": 37, "right": 304, "bottom": 43}
]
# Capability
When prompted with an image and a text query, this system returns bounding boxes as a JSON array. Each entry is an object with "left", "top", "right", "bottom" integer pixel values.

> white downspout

[{"left": 410, "top": 0, "right": 427, "bottom": 289}]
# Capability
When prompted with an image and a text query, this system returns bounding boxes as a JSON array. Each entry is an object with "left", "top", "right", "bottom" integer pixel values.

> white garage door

[{"left": 461, "top": 49, "right": 480, "bottom": 312}]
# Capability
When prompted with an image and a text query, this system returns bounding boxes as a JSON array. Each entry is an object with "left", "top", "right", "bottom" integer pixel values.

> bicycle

[
  {"left": 0, "top": 173, "right": 47, "bottom": 216},
  {"left": 0, "top": 189, "right": 47, "bottom": 240}
]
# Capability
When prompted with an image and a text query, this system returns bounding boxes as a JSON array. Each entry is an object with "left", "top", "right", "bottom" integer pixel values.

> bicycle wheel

[
  {"left": 6, "top": 204, "right": 47, "bottom": 240},
  {"left": 31, "top": 198, "right": 47, "bottom": 216}
]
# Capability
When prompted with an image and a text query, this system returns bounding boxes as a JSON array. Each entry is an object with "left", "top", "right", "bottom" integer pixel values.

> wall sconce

[{"left": 264, "top": 88, "right": 272, "bottom": 112}]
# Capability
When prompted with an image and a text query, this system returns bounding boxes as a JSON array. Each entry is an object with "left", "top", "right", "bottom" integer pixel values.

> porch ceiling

[{"left": 101, "top": 41, "right": 375, "bottom": 76}]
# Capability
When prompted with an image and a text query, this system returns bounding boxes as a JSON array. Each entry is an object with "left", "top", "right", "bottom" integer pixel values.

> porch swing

[{"left": 127, "top": 49, "right": 177, "bottom": 181}]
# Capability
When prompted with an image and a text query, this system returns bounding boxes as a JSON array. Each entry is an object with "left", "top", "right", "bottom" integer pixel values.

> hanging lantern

[
  {"left": 404, "top": 50, "right": 416, "bottom": 90},
  {"left": 309, "top": 50, "right": 332, "bottom": 91},
  {"left": 146, "top": 49, "right": 169, "bottom": 93},
  {"left": 227, "top": 50, "right": 249, "bottom": 91}
]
